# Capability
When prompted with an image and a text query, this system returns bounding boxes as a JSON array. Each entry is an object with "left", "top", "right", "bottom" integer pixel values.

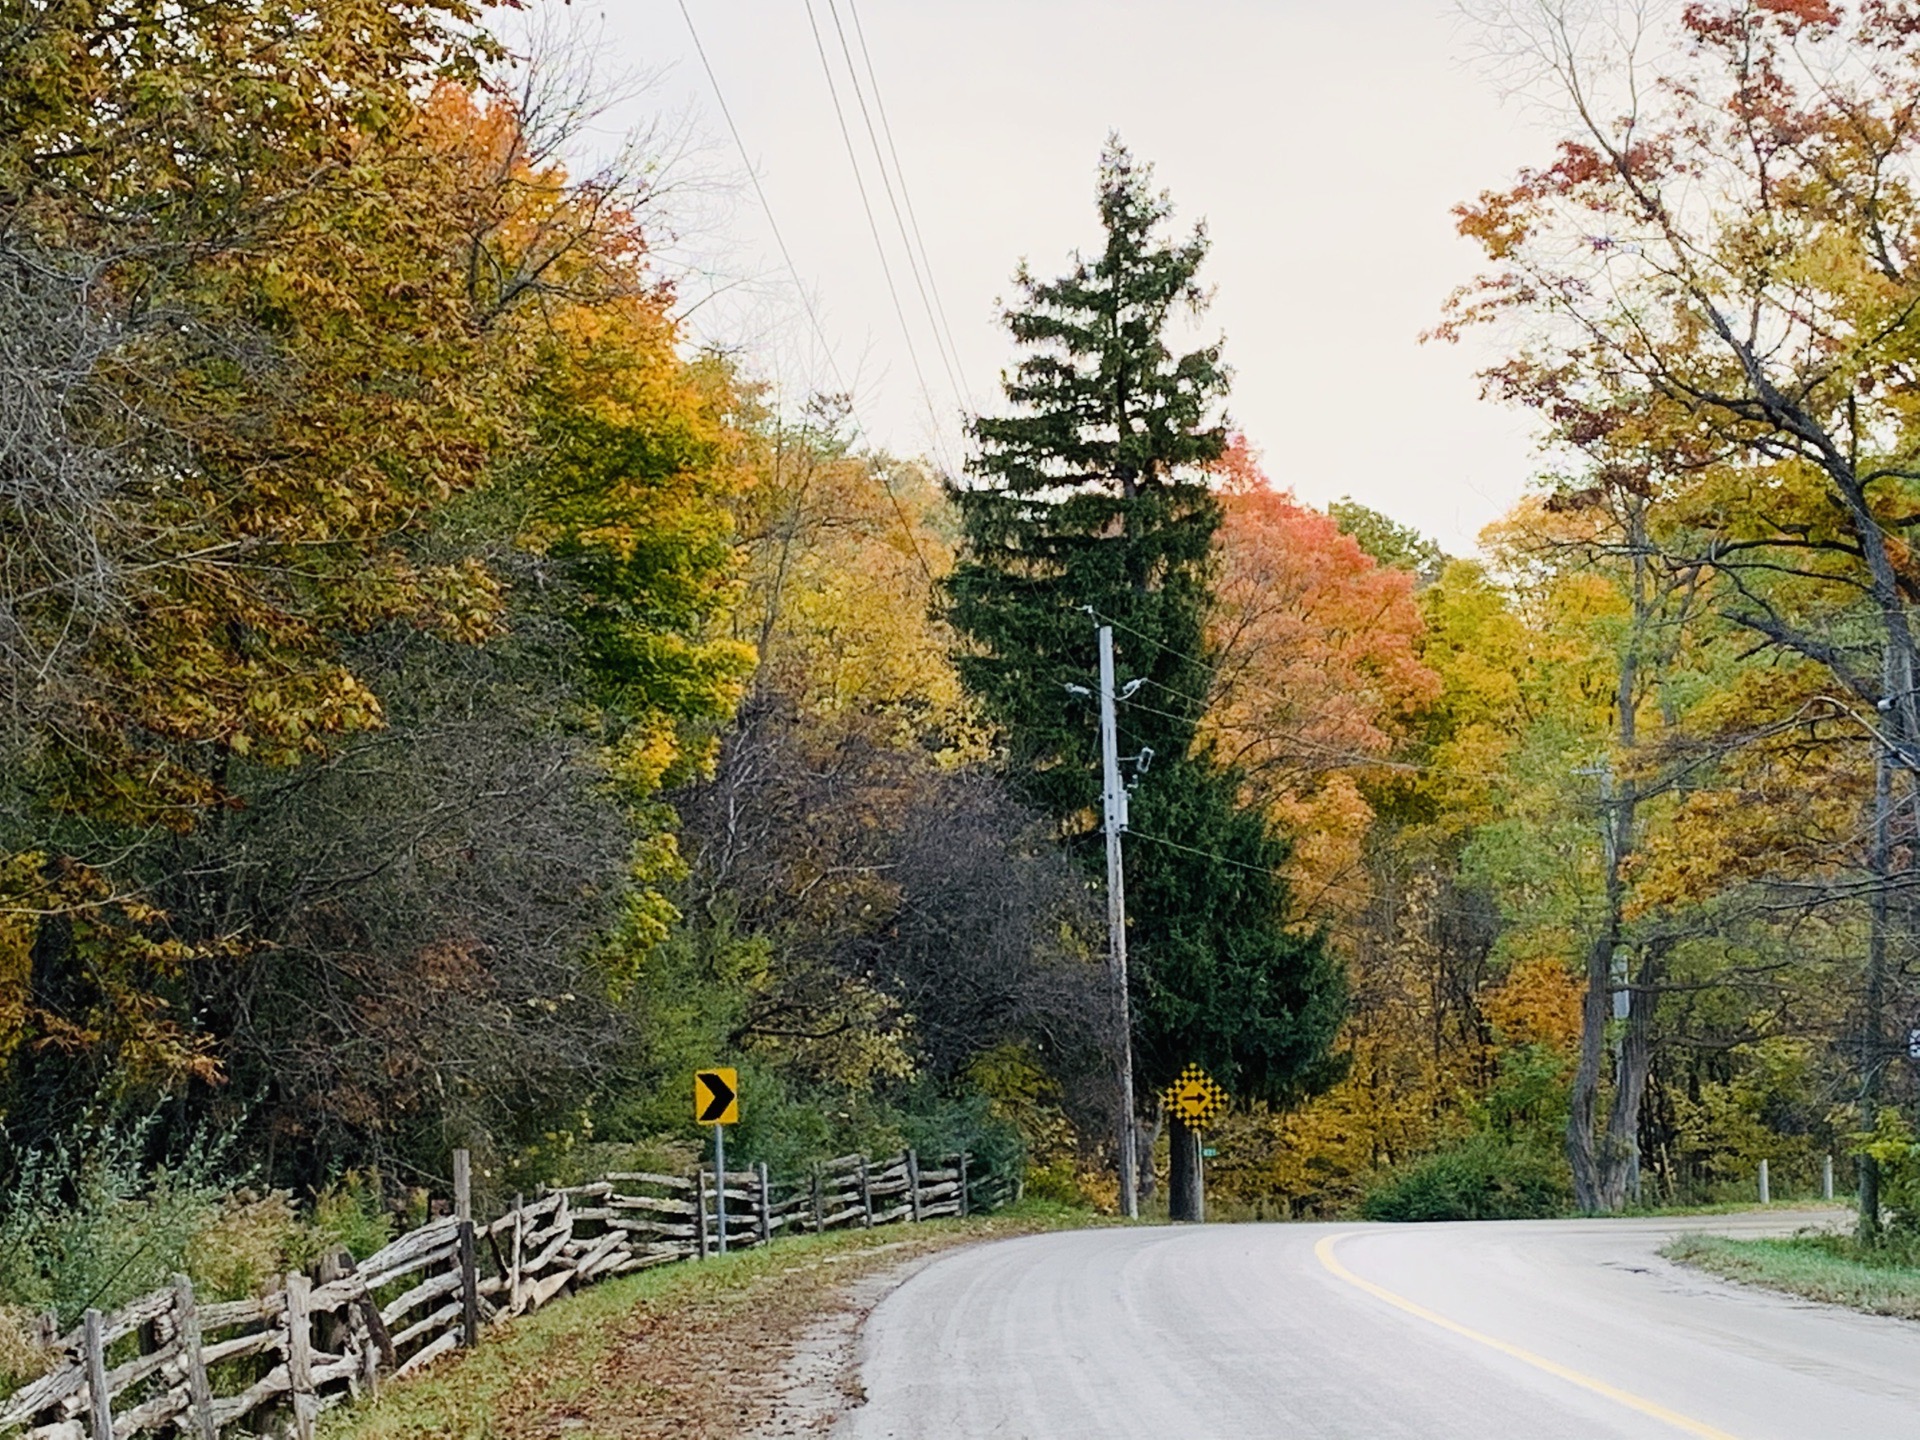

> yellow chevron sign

[{"left": 694, "top": 1068, "right": 739, "bottom": 1125}]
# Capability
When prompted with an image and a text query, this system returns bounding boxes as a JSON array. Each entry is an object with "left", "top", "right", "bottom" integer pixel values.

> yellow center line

[{"left": 1313, "top": 1232, "right": 1742, "bottom": 1440}]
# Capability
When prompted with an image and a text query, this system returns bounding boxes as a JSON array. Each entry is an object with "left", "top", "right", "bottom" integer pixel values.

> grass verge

[
  {"left": 324, "top": 1201, "right": 1094, "bottom": 1440},
  {"left": 1664, "top": 1230, "right": 1920, "bottom": 1321},
  {"left": 1623, "top": 1199, "right": 1848, "bottom": 1219}
]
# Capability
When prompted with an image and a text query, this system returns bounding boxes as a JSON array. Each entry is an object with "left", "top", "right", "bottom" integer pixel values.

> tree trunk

[
  {"left": 1595, "top": 946, "right": 1659, "bottom": 1210},
  {"left": 1859, "top": 749, "right": 1892, "bottom": 1242},
  {"left": 1167, "top": 1112, "right": 1203, "bottom": 1222},
  {"left": 1566, "top": 920, "right": 1613, "bottom": 1213},
  {"left": 1568, "top": 500, "right": 1649, "bottom": 1215}
]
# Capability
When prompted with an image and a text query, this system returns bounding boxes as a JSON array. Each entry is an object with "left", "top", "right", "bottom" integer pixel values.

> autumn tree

[
  {"left": 1205, "top": 439, "right": 1441, "bottom": 921},
  {"left": 1449, "top": 0, "right": 1920, "bottom": 1225},
  {"left": 0, "top": 6, "right": 752, "bottom": 1178},
  {"left": 948, "top": 140, "right": 1345, "bottom": 1216},
  {"left": 662, "top": 399, "right": 1108, "bottom": 1183}
]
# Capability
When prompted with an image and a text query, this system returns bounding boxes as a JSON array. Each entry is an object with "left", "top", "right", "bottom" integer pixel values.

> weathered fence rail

[{"left": 1, "top": 1147, "right": 986, "bottom": 1440}]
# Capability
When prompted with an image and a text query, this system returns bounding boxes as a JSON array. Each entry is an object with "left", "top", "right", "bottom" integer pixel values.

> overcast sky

[{"left": 549, "top": 0, "right": 1559, "bottom": 554}]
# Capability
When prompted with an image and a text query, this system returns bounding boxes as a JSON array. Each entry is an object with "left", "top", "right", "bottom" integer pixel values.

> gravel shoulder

[{"left": 325, "top": 1208, "right": 1086, "bottom": 1440}]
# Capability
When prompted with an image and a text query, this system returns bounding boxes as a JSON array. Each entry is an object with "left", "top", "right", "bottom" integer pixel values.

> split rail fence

[{"left": 0, "top": 1148, "right": 1003, "bottom": 1440}]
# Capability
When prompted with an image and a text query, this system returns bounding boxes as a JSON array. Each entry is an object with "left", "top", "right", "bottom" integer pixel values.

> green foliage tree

[
  {"left": 1329, "top": 498, "right": 1447, "bottom": 586},
  {"left": 948, "top": 139, "right": 1345, "bottom": 1210}
]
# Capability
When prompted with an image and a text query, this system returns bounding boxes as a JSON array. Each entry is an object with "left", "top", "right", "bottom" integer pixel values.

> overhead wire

[
  {"left": 1126, "top": 829, "right": 1492, "bottom": 921},
  {"left": 801, "top": 0, "right": 960, "bottom": 477},
  {"left": 1092, "top": 607, "right": 1512, "bottom": 785},
  {"left": 672, "top": 0, "right": 938, "bottom": 588},
  {"left": 836, "top": 0, "right": 974, "bottom": 412}
]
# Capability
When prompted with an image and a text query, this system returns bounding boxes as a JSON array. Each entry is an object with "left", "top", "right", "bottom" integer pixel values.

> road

[{"left": 838, "top": 1214, "right": 1920, "bottom": 1439}]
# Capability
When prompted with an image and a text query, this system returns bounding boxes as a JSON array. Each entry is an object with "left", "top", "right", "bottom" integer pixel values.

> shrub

[
  {"left": 0, "top": 1116, "right": 233, "bottom": 1325},
  {"left": 0, "top": 1304, "right": 49, "bottom": 1392},
  {"left": 309, "top": 1171, "right": 395, "bottom": 1262},
  {"left": 1360, "top": 1135, "right": 1571, "bottom": 1222},
  {"left": 1860, "top": 1108, "right": 1920, "bottom": 1238},
  {"left": 188, "top": 1191, "right": 306, "bottom": 1299}
]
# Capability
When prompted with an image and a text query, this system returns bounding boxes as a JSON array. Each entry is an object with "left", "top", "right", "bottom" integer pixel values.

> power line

[
  {"left": 672, "top": 0, "right": 937, "bottom": 588},
  {"left": 1127, "top": 693, "right": 1512, "bottom": 786},
  {"left": 836, "top": 0, "right": 974, "bottom": 412},
  {"left": 801, "top": 0, "right": 959, "bottom": 476},
  {"left": 1097, "top": 608, "right": 1511, "bottom": 785},
  {"left": 1127, "top": 828, "right": 1487, "bottom": 919}
]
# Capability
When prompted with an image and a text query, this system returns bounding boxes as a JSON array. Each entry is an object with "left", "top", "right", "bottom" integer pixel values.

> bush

[
  {"left": 0, "top": 1115, "right": 234, "bottom": 1325},
  {"left": 1859, "top": 1108, "right": 1920, "bottom": 1237},
  {"left": 0, "top": 1113, "right": 365, "bottom": 1325},
  {"left": 1360, "top": 1135, "right": 1570, "bottom": 1222},
  {"left": 0, "top": 1303, "right": 50, "bottom": 1392},
  {"left": 310, "top": 1171, "right": 395, "bottom": 1262}
]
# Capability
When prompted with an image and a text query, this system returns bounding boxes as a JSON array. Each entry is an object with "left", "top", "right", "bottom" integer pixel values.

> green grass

[
  {"left": 325, "top": 1201, "right": 1096, "bottom": 1440},
  {"left": 1622, "top": 1198, "right": 1849, "bottom": 1219},
  {"left": 1664, "top": 1230, "right": 1920, "bottom": 1320}
]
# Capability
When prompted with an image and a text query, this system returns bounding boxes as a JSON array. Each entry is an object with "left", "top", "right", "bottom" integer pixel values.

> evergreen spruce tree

[{"left": 949, "top": 140, "right": 1346, "bottom": 1215}]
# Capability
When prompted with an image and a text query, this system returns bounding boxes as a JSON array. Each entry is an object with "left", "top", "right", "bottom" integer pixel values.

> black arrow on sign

[{"left": 696, "top": 1070, "right": 736, "bottom": 1123}]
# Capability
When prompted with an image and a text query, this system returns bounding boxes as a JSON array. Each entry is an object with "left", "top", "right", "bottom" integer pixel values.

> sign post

[{"left": 694, "top": 1068, "right": 740, "bottom": 1254}]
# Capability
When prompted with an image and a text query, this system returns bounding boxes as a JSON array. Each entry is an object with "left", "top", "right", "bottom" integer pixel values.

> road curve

[{"left": 837, "top": 1215, "right": 1920, "bottom": 1439}]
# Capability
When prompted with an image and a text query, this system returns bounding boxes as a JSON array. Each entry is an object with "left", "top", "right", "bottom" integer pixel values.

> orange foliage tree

[{"left": 1205, "top": 438, "right": 1440, "bottom": 921}]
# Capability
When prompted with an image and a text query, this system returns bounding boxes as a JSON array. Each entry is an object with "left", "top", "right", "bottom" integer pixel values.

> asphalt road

[{"left": 838, "top": 1213, "right": 1920, "bottom": 1439}]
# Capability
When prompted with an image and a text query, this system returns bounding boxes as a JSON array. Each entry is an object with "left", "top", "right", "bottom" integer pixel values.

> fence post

[
  {"left": 957, "top": 1152, "right": 970, "bottom": 1218},
  {"left": 453, "top": 1149, "right": 480, "bottom": 1346},
  {"left": 453, "top": 1147, "right": 471, "bottom": 1227},
  {"left": 343, "top": 1250, "right": 396, "bottom": 1376},
  {"left": 1758, "top": 1159, "right": 1770, "bottom": 1206},
  {"left": 1823, "top": 1153, "right": 1835, "bottom": 1202},
  {"left": 172, "top": 1274, "right": 216, "bottom": 1440},
  {"left": 757, "top": 1161, "right": 773, "bottom": 1246},
  {"left": 811, "top": 1162, "right": 825, "bottom": 1233},
  {"left": 286, "top": 1271, "right": 317, "bottom": 1440},
  {"left": 907, "top": 1149, "right": 922, "bottom": 1223},
  {"left": 82, "top": 1307, "right": 111, "bottom": 1440},
  {"left": 859, "top": 1154, "right": 874, "bottom": 1228},
  {"left": 695, "top": 1169, "right": 710, "bottom": 1257},
  {"left": 510, "top": 1191, "right": 526, "bottom": 1312},
  {"left": 315, "top": 1251, "right": 349, "bottom": 1359}
]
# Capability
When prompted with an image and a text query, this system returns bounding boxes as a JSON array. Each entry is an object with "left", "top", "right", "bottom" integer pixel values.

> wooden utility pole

[{"left": 1097, "top": 625, "right": 1141, "bottom": 1219}]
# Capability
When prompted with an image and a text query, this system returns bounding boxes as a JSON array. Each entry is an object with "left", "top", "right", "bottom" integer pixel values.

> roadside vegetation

[
  {"left": 1664, "top": 1234, "right": 1920, "bottom": 1323},
  {"left": 1666, "top": 1112, "right": 1920, "bottom": 1317},
  {"left": 17, "top": 2, "right": 1920, "bottom": 1382}
]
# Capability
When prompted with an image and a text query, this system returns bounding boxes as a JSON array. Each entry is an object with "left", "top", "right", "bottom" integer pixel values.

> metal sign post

[
  {"left": 694, "top": 1068, "right": 740, "bottom": 1257},
  {"left": 714, "top": 1122, "right": 727, "bottom": 1255}
]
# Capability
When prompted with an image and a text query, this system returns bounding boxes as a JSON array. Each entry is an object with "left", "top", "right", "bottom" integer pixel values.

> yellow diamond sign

[{"left": 1164, "top": 1064, "right": 1229, "bottom": 1127}]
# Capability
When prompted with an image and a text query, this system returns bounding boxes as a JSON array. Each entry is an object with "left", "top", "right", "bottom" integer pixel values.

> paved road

[{"left": 839, "top": 1214, "right": 1920, "bottom": 1439}]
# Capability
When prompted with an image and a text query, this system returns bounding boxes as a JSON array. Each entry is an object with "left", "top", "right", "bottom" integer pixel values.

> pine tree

[{"left": 948, "top": 140, "right": 1346, "bottom": 1213}]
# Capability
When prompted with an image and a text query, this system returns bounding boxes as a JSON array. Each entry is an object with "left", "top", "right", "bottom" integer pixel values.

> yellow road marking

[{"left": 1313, "top": 1232, "right": 1741, "bottom": 1440}]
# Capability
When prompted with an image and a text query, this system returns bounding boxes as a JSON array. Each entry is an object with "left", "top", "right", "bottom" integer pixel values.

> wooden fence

[{"left": 0, "top": 1147, "right": 999, "bottom": 1440}]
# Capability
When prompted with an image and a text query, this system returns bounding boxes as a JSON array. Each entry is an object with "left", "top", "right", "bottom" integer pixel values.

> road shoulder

[
  {"left": 327, "top": 1210, "right": 1082, "bottom": 1440},
  {"left": 1665, "top": 1226, "right": 1920, "bottom": 1323}
]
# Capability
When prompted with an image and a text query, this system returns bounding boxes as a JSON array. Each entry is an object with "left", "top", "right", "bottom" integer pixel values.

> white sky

[{"left": 555, "top": 0, "right": 1558, "bottom": 554}]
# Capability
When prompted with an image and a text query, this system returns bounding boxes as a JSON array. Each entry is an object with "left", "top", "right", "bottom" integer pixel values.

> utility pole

[{"left": 1098, "top": 625, "right": 1140, "bottom": 1219}]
